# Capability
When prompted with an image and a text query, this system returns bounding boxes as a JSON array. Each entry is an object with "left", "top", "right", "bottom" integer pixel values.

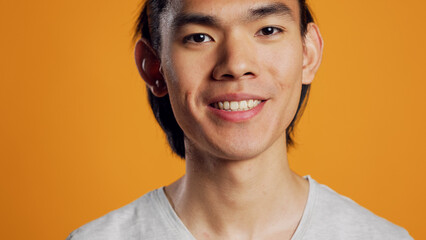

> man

[{"left": 67, "top": 0, "right": 412, "bottom": 239}]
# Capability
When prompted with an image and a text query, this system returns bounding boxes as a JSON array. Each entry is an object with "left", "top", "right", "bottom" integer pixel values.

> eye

[
  {"left": 256, "top": 26, "right": 284, "bottom": 36},
  {"left": 183, "top": 33, "right": 213, "bottom": 43}
]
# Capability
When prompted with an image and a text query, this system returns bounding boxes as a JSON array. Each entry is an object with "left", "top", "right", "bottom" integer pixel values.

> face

[{"left": 156, "top": 0, "right": 316, "bottom": 160}]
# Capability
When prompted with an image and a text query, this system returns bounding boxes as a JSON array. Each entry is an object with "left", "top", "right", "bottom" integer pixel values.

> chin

[
  {"left": 208, "top": 138, "right": 273, "bottom": 161},
  {"left": 184, "top": 117, "right": 287, "bottom": 161}
]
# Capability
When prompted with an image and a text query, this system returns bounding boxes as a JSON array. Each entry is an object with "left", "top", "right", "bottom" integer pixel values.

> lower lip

[{"left": 208, "top": 101, "right": 266, "bottom": 122}]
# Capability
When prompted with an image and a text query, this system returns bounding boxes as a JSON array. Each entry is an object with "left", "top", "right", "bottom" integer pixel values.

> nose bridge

[{"left": 213, "top": 31, "right": 257, "bottom": 80}]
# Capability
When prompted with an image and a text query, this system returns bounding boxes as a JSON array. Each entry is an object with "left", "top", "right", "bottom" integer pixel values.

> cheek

[
  {"left": 161, "top": 47, "right": 215, "bottom": 126},
  {"left": 263, "top": 43, "right": 304, "bottom": 93},
  {"left": 261, "top": 43, "right": 304, "bottom": 125},
  {"left": 166, "top": 46, "right": 215, "bottom": 92}
]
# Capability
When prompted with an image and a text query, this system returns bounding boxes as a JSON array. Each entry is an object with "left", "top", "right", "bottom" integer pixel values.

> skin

[{"left": 135, "top": 0, "right": 323, "bottom": 239}]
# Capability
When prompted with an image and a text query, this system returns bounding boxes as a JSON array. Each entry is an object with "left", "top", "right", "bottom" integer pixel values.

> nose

[{"left": 212, "top": 35, "right": 259, "bottom": 81}]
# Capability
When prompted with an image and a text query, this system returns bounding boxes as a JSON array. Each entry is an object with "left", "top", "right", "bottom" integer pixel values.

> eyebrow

[
  {"left": 171, "top": 2, "right": 294, "bottom": 30},
  {"left": 172, "top": 13, "right": 219, "bottom": 30},
  {"left": 247, "top": 2, "right": 294, "bottom": 22}
]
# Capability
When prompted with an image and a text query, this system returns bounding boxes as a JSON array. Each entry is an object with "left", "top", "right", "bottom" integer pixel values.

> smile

[
  {"left": 212, "top": 100, "right": 263, "bottom": 112},
  {"left": 208, "top": 99, "right": 266, "bottom": 123}
]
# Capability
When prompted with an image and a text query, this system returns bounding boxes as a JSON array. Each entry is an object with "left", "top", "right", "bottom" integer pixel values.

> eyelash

[
  {"left": 255, "top": 26, "right": 285, "bottom": 37},
  {"left": 182, "top": 26, "right": 284, "bottom": 44},
  {"left": 183, "top": 33, "right": 213, "bottom": 44}
]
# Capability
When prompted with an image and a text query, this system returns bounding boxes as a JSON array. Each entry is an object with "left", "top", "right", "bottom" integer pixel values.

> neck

[{"left": 165, "top": 137, "right": 309, "bottom": 239}]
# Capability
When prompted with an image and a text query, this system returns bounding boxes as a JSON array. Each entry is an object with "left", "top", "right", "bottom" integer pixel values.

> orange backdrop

[{"left": 1, "top": 0, "right": 425, "bottom": 239}]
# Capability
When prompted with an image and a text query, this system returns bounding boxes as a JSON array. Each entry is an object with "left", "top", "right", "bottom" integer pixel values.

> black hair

[{"left": 134, "top": 0, "right": 314, "bottom": 159}]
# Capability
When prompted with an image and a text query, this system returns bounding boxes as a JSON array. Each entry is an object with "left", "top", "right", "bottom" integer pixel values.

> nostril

[{"left": 213, "top": 70, "right": 256, "bottom": 81}]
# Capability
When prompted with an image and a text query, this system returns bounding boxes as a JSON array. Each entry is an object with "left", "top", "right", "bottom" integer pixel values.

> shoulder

[
  {"left": 303, "top": 177, "right": 413, "bottom": 240},
  {"left": 66, "top": 188, "right": 173, "bottom": 240}
]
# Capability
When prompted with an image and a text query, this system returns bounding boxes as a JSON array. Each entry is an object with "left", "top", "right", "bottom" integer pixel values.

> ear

[
  {"left": 135, "top": 38, "right": 168, "bottom": 97},
  {"left": 302, "top": 23, "right": 324, "bottom": 85}
]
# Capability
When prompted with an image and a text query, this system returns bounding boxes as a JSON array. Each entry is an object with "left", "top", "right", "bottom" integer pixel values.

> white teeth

[
  {"left": 223, "top": 101, "right": 230, "bottom": 110},
  {"left": 230, "top": 101, "right": 239, "bottom": 110},
  {"left": 213, "top": 100, "right": 262, "bottom": 111},
  {"left": 218, "top": 102, "right": 224, "bottom": 110},
  {"left": 240, "top": 100, "right": 247, "bottom": 110},
  {"left": 248, "top": 99, "right": 254, "bottom": 108}
]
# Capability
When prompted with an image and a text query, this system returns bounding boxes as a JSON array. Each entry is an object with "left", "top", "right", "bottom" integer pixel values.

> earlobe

[
  {"left": 135, "top": 38, "right": 168, "bottom": 97},
  {"left": 302, "top": 23, "right": 324, "bottom": 85}
]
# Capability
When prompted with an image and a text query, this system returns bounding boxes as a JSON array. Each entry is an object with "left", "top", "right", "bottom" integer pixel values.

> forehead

[{"left": 162, "top": 0, "right": 300, "bottom": 25}]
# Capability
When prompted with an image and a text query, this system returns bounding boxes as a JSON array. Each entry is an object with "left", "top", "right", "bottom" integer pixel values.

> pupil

[
  {"left": 194, "top": 34, "right": 205, "bottom": 42},
  {"left": 263, "top": 27, "right": 273, "bottom": 35}
]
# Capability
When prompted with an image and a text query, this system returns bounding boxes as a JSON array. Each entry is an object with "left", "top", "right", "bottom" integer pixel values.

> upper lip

[{"left": 207, "top": 93, "right": 267, "bottom": 105}]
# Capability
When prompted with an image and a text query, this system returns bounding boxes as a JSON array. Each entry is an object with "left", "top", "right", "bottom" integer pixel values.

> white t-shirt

[{"left": 67, "top": 176, "right": 413, "bottom": 239}]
